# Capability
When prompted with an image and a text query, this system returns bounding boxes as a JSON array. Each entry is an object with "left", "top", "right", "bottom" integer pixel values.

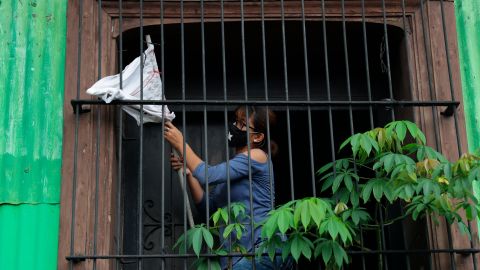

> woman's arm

[
  {"left": 171, "top": 154, "right": 204, "bottom": 203},
  {"left": 171, "top": 155, "right": 215, "bottom": 219},
  {"left": 164, "top": 121, "right": 203, "bottom": 172}
]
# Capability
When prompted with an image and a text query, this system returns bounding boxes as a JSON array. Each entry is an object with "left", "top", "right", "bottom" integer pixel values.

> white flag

[{"left": 86, "top": 36, "right": 175, "bottom": 124}]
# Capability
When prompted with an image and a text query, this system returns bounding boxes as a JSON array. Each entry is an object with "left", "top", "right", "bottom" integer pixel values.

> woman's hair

[{"left": 235, "top": 106, "right": 278, "bottom": 156}]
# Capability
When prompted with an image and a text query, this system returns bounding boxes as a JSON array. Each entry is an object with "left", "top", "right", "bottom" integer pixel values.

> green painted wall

[
  {"left": 0, "top": 1, "right": 67, "bottom": 269},
  {"left": 455, "top": 0, "right": 480, "bottom": 153},
  {"left": 455, "top": 0, "right": 480, "bottom": 235}
]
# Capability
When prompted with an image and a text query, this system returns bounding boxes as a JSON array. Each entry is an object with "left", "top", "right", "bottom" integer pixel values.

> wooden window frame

[{"left": 58, "top": 1, "right": 474, "bottom": 269}]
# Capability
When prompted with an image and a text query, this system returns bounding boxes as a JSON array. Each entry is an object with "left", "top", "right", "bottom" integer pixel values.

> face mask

[{"left": 228, "top": 123, "right": 248, "bottom": 148}]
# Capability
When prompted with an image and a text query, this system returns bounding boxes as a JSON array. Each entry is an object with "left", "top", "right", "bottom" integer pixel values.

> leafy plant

[
  {"left": 176, "top": 120, "right": 480, "bottom": 269},
  {"left": 174, "top": 202, "right": 248, "bottom": 270}
]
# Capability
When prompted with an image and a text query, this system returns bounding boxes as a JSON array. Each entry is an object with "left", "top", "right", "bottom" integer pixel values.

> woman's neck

[{"left": 235, "top": 146, "right": 249, "bottom": 154}]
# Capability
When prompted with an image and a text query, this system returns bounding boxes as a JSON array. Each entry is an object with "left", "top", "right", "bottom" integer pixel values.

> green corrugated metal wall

[
  {"left": 455, "top": 0, "right": 480, "bottom": 153},
  {"left": 0, "top": 1, "right": 67, "bottom": 269},
  {"left": 455, "top": 0, "right": 480, "bottom": 234}
]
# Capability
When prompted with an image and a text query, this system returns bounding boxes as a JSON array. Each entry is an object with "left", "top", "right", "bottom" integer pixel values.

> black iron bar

[
  {"left": 399, "top": 1, "right": 419, "bottom": 268},
  {"left": 160, "top": 0, "right": 166, "bottom": 268},
  {"left": 300, "top": 0, "right": 315, "bottom": 197},
  {"left": 279, "top": 0, "right": 294, "bottom": 201},
  {"left": 199, "top": 1, "right": 211, "bottom": 269},
  {"left": 380, "top": 0, "right": 395, "bottom": 122},
  {"left": 259, "top": 0, "right": 274, "bottom": 213},
  {"left": 69, "top": 1, "right": 84, "bottom": 269},
  {"left": 220, "top": 0, "right": 233, "bottom": 267},
  {"left": 180, "top": 0, "right": 187, "bottom": 268},
  {"left": 115, "top": 1, "right": 124, "bottom": 270},
  {"left": 361, "top": 0, "right": 374, "bottom": 129},
  {"left": 360, "top": 1, "right": 372, "bottom": 268},
  {"left": 93, "top": 1, "right": 103, "bottom": 269},
  {"left": 137, "top": 1, "right": 145, "bottom": 269},
  {"left": 379, "top": 204, "right": 389, "bottom": 270},
  {"left": 239, "top": 0, "right": 255, "bottom": 268},
  {"left": 71, "top": 99, "right": 460, "bottom": 108},
  {"left": 66, "top": 247, "right": 480, "bottom": 261}
]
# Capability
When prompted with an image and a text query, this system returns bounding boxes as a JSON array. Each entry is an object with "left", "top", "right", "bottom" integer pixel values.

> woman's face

[
  {"left": 234, "top": 110, "right": 255, "bottom": 132},
  {"left": 234, "top": 109, "right": 264, "bottom": 146}
]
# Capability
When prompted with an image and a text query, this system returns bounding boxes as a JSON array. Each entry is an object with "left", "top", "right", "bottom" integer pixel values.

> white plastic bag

[{"left": 86, "top": 36, "right": 175, "bottom": 124}]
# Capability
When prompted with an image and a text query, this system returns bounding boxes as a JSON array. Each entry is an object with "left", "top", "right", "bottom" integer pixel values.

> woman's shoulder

[{"left": 239, "top": 149, "right": 268, "bottom": 164}]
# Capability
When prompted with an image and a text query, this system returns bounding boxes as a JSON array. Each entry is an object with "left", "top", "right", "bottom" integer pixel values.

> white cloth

[{"left": 86, "top": 39, "right": 175, "bottom": 124}]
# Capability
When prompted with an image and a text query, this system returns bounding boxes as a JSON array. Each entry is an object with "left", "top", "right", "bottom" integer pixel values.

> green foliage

[
  {"left": 174, "top": 203, "right": 248, "bottom": 268},
  {"left": 176, "top": 121, "right": 480, "bottom": 269},
  {"left": 314, "top": 120, "right": 480, "bottom": 268},
  {"left": 256, "top": 197, "right": 358, "bottom": 268}
]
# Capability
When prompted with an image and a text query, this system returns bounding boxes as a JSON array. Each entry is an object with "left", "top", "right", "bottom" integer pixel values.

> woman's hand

[
  {"left": 164, "top": 122, "right": 184, "bottom": 152},
  {"left": 170, "top": 153, "right": 191, "bottom": 176}
]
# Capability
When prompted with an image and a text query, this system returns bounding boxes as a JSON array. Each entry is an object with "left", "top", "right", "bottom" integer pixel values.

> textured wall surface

[
  {"left": 0, "top": 1, "right": 67, "bottom": 269},
  {"left": 455, "top": 0, "right": 480, "bottom": 236},
  {"left": 455, "top": 0, "right": 480, "bottom": 152}
]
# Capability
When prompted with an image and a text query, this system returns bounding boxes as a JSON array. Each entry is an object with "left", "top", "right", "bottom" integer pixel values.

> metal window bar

[{"left": 65, "top": 1, "right": 477, "bottom": 270}]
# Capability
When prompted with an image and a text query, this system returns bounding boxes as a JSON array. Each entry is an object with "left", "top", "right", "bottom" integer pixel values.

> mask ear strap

[{"left": 256, "top": 133, "right": 265, "bottom": 147}]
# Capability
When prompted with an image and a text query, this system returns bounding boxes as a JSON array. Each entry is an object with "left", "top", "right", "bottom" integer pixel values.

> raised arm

[{"left": 164, "top": 121, "right": 203, "bottom": 172}]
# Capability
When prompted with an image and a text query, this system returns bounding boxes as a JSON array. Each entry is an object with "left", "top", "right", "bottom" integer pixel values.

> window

[{"left": 59, "top": 1, "right": 474, "bottom": 270}]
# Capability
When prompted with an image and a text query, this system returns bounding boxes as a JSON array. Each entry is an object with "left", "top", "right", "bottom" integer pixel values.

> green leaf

[
  {"left": 212, "top": 209, "right": 221, "bottom": 225},
  {"left": 383, "top": 184, "right": 395, "bottom": 203},
  {"left": 316, "top": 241, "right": 332, "bottom": 265},
  {"left": 326, "top": 217, "right": 339, "bottom": 240},
  {"left": 458, "top": 221, "right": 472, "bottom": 239},
  {"left": 235, "top": 224, "right": 244, "bottom": 240},
  {"left": 350, "top": 191, "right": 359, "bottom": 207},
  {"left": 332, "top": 173, "right": 345, "bottom": 193},
  {"left": 317, "top": 162, "right": 334, "bottom": 176},
  {"left": 173, "top": 233, "right": 186, "bottom": 252},
  {"left": 202, "top": 227, "right": 214, "bottom": 249},
  {"left": 321, "top": 175, "right": 335, "bottom": 192},
  {"left": 301, "top": 201, "right": 311, "bottom": 229},
  {"left": 215, "top": 249, "right": 228, "bottom": 256},
  {"left": 290, "top": 235, "right": 302, "bottom": 262},
  {"left": 417, "top": 130, "right": 427, "bottom": 145},
  {"left": 367, "top": 134, "right": 380, "bottom": 153},
  {"left": 231, "top": 203, "right": 246, "bottom": 220},
  {"left": 264, "top": 212, "right": 279, "bottom": 239},
  {"left": 362, "top": 181, "right": 374, "bottom": 203},
  {"left": 360, "top": 135, "right": 372, "bottom": 155},
  {"left": 339, "top": 137, "right": 352, "bottom": 151},
  {"left": 344, "top": 174, "right": 353, "bottom": 191},
  {"left": 192, "top": 228, "right": 203, "bottom": 257},
  {"left": 195, "top": 258, "right": 209, "bottom": 270},
  {"left": 278, "top": 210, "right": 292, "bottom": 234},
  {"left": 332, "top": 241, "right": 348, "bottom": 267},
  {"left": 384, "top": 154, "right": 395, "bottom": 173},
  {"left": 404, "top": 121, "right": 418, "bottom": 138},
  {"left": 373, "top": 180, "right": 385, "bottom": 202},
  {"left": 309, "top": 200, "right": 325, "bottom": 227},
  {"left": 281, "top": 239, "right": 292, "bottom": 261},
  {"left": 396, "top": 122, "right": 407, "bottom": 142},
  {"left": 223, "top": 224, "right": 235, "bottom": 239},
  {"left": 221, "top": 208, "right": 229, "bottom": 224},
  {"left": 210, "top": 259, "right": 222, "bottom": 270},
  {"left": 351, "top": 134, "right": 362, "bottom": 156},
  {"left": 465, "top": 204, "right": 474, "bottom": 221}
]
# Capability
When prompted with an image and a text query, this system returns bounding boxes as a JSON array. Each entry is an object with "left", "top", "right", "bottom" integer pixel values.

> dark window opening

[{"left": 119, "top": 20, "right": 428, "bottom": 269}]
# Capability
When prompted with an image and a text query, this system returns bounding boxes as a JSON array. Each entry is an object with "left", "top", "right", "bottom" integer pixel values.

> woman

[{"left": 164, "top": 106, "right": 287, "bottom": 269}]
